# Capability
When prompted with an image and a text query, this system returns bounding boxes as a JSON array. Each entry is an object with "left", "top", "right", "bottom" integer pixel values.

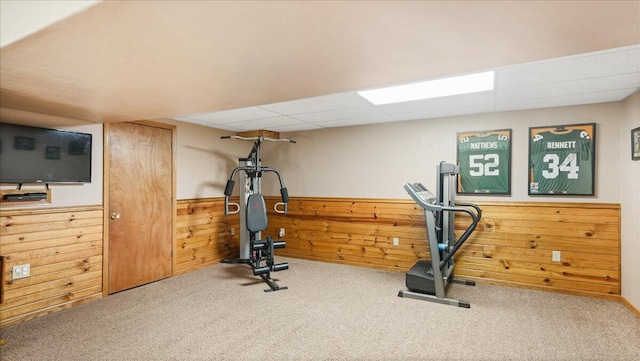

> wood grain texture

[
  {"left": 176, "top": 198, "right": 239, "bottom": 275},
  {"left": 107, "top": 122, "right": 173, "bottom": 293},
  {"left": 236, "top": 130, "right": 280, "bottom": 139},
  {"left": 0, "top": 197, "right": 620, "bottom": 328},
  {"left": 0, "top": 256, "right": 4, "bottom": 304},
  {"left": 0, "top": 206, "right": 103, "bottom": 327},
  {"left": 264, "top": 197, "right": 620, "bottom": 299}
]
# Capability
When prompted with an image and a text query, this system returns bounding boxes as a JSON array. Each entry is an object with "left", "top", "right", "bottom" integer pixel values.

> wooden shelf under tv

[{"left": 0, "top": 188, "right": 52, "bottom": 205}]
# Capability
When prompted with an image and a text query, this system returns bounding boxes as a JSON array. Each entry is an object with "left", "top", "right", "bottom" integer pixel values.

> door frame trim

[{"left": 103, "top": 121, "right": 177, "bottom": 296}]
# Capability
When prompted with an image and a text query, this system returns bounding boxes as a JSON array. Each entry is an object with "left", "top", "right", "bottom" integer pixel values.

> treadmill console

[{"left": 404, "top": 183, "right": 439, "bottom": 210}]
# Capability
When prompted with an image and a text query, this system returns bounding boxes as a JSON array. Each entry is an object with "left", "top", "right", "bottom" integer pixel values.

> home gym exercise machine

[
  {"left": 398, "top": 162, "right": 481, "bottom": 308},
  {"left": 221, "top": 134, "right": 295, "bottom": 292}
]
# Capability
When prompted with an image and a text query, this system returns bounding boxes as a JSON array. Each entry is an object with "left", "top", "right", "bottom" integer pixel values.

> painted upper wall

[
  {"left": 0, "top": 114, "right": 283, "bottom": 208},
  {"left": 160, "top": 118, "right": 255, "bottom": 200},
  {"left": 1, "top": 101, "right": 625, "bottom": 206},
  {"left": 273, "top": 102, "right": 621, "bottom": 202}
]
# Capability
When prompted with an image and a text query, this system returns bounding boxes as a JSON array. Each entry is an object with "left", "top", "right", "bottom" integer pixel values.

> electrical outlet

[
  {"left": 393, "top": 237, "right": 399, "bottom": 246},
  {"left": 230, "top": 227, "right": 235, "bottom": 236},
  {"left": 279, "top": 228, "right": 285, "bottom": 238},
  {"left": 12, "top": 264, "right": 30, "bottom": 280},
  {"left": 552, "top": 251, "right": 561, "bottom": 262}
]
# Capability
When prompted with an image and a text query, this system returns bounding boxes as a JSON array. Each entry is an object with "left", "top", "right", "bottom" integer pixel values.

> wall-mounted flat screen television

[{"left": 0, "top": 122, "right": 92, "bottom": 184}]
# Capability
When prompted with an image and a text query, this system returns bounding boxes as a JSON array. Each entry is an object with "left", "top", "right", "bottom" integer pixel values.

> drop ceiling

[
  {"left": 0, "top": 1, "right": 638, "bottom": 131},
  {"left": 175, "top": 46, "right": 640, "bottom": 132}
]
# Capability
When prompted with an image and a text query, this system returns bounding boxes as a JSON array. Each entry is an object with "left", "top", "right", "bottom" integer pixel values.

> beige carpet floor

[{"left": 1, "top": 257, "right": 639, "bottom": 361}]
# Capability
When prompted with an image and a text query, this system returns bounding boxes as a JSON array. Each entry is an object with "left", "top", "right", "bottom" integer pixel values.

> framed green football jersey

[
  {"left": 457, "top": 129, "right": 511, "bottom": 195},
  {"left": 528, "top": 123, "right": 596, "bottom": 196}
]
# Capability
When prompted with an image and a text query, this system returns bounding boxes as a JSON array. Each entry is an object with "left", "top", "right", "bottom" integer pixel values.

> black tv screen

[{"left": 0, "top": 122, "right": 92, "bottom": 183}]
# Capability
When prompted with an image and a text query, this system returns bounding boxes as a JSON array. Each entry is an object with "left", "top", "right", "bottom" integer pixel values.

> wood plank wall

[
  {"left": 0, "top": 197, "right": 619, "bottom": 328},
  {"left": 265, "top": 197, "right": 427, "bottom": 270},
  {"left": 264, "top": 197, "right": 620, "bottom": 299},
  {"left": 455, "top": 202, "right": 620, "bottom": 298},
  {"left": 0, "top": 206, "right": 104, "bottom": 327},
  {"left": 176, "top": 198, "right": 239, "bottom": 275}
]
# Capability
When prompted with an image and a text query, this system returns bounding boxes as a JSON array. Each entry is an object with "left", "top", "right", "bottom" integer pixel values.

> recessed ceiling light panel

[{"left": 358, "top": 71, "right": 495, "bottom": 105}]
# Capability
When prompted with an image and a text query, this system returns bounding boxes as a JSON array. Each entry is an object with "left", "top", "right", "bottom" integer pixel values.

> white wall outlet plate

[
  {"left": 12, "top": 264, "right": 30, "bottom": 280},
  {"left": 552, "top": 251, "right": 561, "bottom": 262}
]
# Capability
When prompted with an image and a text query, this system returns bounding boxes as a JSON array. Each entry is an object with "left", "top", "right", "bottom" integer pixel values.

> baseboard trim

[{"left": 621, "top": 296, "right": 640, "bottom": 318}]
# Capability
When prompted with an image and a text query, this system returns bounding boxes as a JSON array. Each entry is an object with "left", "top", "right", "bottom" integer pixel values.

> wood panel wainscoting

[
  {"left": 263, "top": 197, "right": 621, "bottom": 300},
  {"left": 0, "top": 198, "right": 624, "bottom": 328},
  {"left": 0, "top": 206, "right": 104, "bottom": 328},
  {"left": 176, "top": 198, "right": 240, "bottom": 275}
]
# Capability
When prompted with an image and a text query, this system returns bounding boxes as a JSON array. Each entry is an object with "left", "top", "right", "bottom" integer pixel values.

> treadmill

[{"left": 398, "top": 162, "right": 481, "bottom": 308}]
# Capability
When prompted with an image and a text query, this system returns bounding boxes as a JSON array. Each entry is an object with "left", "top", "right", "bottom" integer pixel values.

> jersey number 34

[{"left": 542, "top": 153, "right": 579, "bottom": 179}]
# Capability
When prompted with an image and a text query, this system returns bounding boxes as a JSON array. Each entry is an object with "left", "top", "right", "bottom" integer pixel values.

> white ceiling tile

[
  {"left": 496, "top": 88, "right": 638, "bottom": 112},
  {"left": 180, "top": 106, "right": 280, "bottom": 124},
  {"left": 497, "top": 45, "right": 640, "bottom": 88},
  {"left": 497, "top": 73, "right": 640, "bottom": 102},
  {"left": 172, "top": 116, "right": 226, "bottom": 128},
  {"left": 225, "top": 116, "right": 306, "bottom": 131},
  {"left": 392, "top": 103, "right": 496, "bottom": 121},
  {"left": 171, "top": 45, "right": 639, "bottom": 132},
  {"left": 310, "top": 112, "right": 396, "bottom": 126},
  {"left": 313, "top": 115, "right": 395, "bottom": 128},
  {"left": 268, "top": 123, "right": 323, "bottom": 131},
  {"left": 208, "top": 123, "right": 245, "bottom": 132},
  {"left": 293, "top": 106, "right": 391, "bottom": 123},
  {"left": 260, "top": 92, "right": 372, "bottom": 115}
]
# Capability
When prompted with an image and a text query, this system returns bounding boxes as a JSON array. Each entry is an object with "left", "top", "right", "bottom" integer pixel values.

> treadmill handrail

[
  {"left": 438, "top": 205, "right": 481, "bottom": 267},
  {"left": 404, "top": 182, "right": 482, "bottom": 269}
]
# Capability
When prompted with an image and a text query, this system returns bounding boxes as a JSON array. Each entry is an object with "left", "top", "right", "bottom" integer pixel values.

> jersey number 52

[{"left": 469, "top": 154, "right": 499, "bottom": 176}]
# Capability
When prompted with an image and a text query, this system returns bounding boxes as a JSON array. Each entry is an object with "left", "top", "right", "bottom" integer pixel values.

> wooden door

[{"left": 107, "top": 122, "right": 173, "bottom": 294}]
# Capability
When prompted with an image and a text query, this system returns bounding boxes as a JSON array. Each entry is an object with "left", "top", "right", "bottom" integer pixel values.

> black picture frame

[
  {"left": 14, "top": 136, "right": 36, "bottom": 150},
  {"left": 457, "top": 128, "right": 511, "bottom": 195},
  {"left": 528, "top": 123, "right": 596, "bottom": 196},
  {"left": 632, "top": 127, "right": 640, "bottom": 161},
  {"left": 45, "top": 146, "right": 60, "bottom": 160}
]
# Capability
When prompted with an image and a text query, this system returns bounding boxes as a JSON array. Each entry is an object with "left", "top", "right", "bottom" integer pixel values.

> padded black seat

[{"left": 246, "top": 194, "right": 268, "bottom": 232}]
